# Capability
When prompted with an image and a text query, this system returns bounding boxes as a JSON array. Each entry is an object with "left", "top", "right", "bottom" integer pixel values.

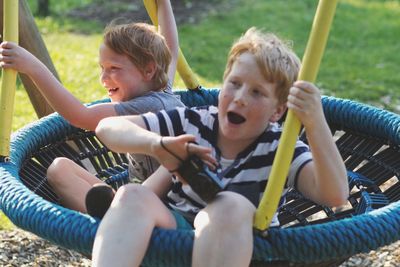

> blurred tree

[{"left": 37, "top": 0, "right": 49, "bottom": 17}]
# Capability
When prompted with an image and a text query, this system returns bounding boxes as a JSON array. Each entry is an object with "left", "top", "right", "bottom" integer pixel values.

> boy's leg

[
  {"left": 47, "top": 157, "right": 103, "bottom": 212},
  {"left": 92, "top": 184, "right": 177, "bottom": 267},
  {"left": 192, "top": 191, "right": 255, "bottom": 267}
]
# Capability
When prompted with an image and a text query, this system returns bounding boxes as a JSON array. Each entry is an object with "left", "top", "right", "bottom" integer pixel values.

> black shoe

[{"left": 85, "top": 184, "right": 115, "bottom": 219}]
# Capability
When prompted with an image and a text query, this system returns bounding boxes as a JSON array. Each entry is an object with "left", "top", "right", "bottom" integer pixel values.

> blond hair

[
  {"left": 103, "top": 22, "right": 171, "bottom": 91},
  {"left": 224, "top": 27, "right": 301, "bottom": 104}
]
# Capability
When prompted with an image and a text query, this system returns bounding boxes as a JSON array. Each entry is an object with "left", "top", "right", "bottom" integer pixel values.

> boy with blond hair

[{"left": 92, "top": 27, "right": 349, "bottom": 267}]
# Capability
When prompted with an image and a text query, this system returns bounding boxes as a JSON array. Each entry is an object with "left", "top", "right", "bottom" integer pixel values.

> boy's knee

[
  {"left": 114, "top": 184, "right": 154, "bottom": 207},
  {"left": 195, "top": 192, "right": 255, "bottom": 228},
  {"left": 215, "top": 191, "right": 255, "bottom": 215},
  {"left": 116, "top": 184, "right": 142, "bottom": 199},
  {"left": 47, "top": 157, "right": 74, "bottom": 184}
]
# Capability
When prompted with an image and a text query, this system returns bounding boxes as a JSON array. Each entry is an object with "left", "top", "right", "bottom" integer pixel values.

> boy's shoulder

[{"left": 114, "top": 91, "right": 184, "bottom": 116}]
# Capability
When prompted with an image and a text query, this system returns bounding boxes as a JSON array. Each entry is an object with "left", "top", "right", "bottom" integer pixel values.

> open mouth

[
  {"left": 107, "top": 87, "right": 119, "bottom": 95},
  {"left": 227, "top": 111, "right": 246, "bottom": 124}
]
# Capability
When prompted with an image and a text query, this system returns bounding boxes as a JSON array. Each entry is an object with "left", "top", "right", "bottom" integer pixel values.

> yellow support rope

[
  {"left": 0, "top": 0, "right": 18, "bottom": 160},
  {"left": 254, "top": 0, "right": 338, "bottom": 231},
  {"left": 143, "top": 0, "right": 200, "bottom": 90}
]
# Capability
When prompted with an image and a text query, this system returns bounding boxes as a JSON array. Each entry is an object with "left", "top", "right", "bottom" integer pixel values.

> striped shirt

[
  {"left": 114, "top": 81, "right": 184, "bottom": 181},
  {"left": 142, "top": 105, "right": 312, "bottom": 226}
]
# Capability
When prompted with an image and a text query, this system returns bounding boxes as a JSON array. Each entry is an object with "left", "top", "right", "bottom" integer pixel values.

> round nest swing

[{"left": 1, "top": 88, "right": 400, "bottom": 267}]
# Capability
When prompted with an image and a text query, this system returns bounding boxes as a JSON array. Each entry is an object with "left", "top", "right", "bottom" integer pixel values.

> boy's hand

[
  {"left": 0, "top": 41, "right": 38, "bottom": 75},
  {"left": 287, "top": 80, "right": 325, "bottom": 129},
  {"left": 155, "top": 135, "right": 217, "bottom": 183}
]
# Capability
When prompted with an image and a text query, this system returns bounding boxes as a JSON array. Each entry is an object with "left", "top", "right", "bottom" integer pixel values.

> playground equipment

[
  {"left": 1, "top": 0, "right": 400, "bottom": 266},
  {"left": 0, "top": 0, "right": 18, "bottom": 160}
]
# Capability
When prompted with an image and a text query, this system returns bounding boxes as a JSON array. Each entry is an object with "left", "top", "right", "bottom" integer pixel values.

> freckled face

[
  {"left": 218, "top": 52, "right": 285, "bottom": 150},
  {"left": 99, "top": 43, "right": 148, "bottom": 102}
]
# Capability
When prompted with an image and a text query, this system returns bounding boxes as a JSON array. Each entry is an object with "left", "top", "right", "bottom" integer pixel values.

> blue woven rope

[
  {"left": 322, "top": 96, "right": 400, "bottom": 145},
  {"left": 1, "top": 89, "right": 400, "bottom": 265}
]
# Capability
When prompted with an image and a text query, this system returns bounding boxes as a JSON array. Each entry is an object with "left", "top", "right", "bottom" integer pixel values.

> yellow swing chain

[
  {"left": 254, "top": 0, "right": 339, "bottom": 231},
  {"left": 0, "top": 0, "right": 19, "bottom": 161},
  {"left": 143, "top": 0, "right": 200, "bottom": 90}
]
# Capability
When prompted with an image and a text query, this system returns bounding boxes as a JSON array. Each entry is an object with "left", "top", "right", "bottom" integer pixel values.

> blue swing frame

[{"left": 1, "top": 88, "right": 400, "bottom": 266}]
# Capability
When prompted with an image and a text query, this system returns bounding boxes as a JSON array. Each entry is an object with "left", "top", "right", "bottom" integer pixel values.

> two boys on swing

[{"left": 0, "top": 1, "right": 348, "bottom": 266}]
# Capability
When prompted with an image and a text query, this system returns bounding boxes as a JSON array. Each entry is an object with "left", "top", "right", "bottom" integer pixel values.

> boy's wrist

[
  {"left": 151, "top": 136, "right": 164, "bottom": 159},
  {"left": 304, "top": 118, "right": 330, "bottom": 138},
  {"left": 26, "top": 56, "right": 47, "bottom": 78}
]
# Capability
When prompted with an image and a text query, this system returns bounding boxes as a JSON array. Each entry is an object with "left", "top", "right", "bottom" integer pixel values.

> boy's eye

[
  {"left": 99, "top": 65, "right": 119, "bottom": 72},
  {"left": 230, "top": 80, "right": 240, "bottom": 87},
  {"left": 252, "top": 88, "right": 267, "bottom": 97}
]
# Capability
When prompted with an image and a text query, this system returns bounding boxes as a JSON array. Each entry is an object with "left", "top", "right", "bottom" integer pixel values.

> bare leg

[
  {"left": 92, "top": 184, "right": 177, "bottom": 267},
  {"left": 192, "top": 191, "right": 255, "bottom": 267},
  {"left": 47, "top": 157, "right": 103, "bottom": 212}
]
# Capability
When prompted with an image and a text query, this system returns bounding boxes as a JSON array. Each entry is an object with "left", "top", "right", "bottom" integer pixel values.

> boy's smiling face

[
  {"left": 99, "top": 43, "right": 150, "bottom": 102},
  {"left": 218, "top": 52, "right": 286, "bottom": 155}
]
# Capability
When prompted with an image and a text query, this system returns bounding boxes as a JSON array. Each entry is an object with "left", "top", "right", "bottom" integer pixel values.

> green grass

[
  {"left": 11, "top": 0, "right": 400, "bottom": 133},
  {"left": 178, "top": 0, "right": 400, "bottom": 110},
  {"left": 0, "top": 211, "right": 14, "bottom": 230},
  {"left": 1, "top": 0, "right": 399, "bottom": 227}
]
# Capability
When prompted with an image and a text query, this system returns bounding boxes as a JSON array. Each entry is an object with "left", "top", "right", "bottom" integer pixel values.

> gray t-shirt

[{"left": 114, "top": 85, "right": 184, "bottom": 181}]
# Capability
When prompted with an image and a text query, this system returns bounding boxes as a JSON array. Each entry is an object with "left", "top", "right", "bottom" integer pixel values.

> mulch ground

[
  {"left": 0, "top": 229, "right": 90, "bottom": 267},
  {"left": 1, "top": 228, "right": 399, "bottom": 266}
]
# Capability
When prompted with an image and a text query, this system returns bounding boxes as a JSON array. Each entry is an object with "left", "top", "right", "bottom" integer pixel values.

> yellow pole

[
  {"left": 0, "top": 0, "right": 18, "bottom": 161},
  {"left": 254, "top": 0, "right": 338, "bottom": 231},
  {"left": 143, "top": 0, "right": 200, "bottom": 89}
]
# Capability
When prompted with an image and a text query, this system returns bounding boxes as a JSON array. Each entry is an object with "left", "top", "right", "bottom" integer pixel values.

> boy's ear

[
  {"left": 143, "top": 61, "right": 156, "bottom": 81},
  {"left": 269, "top": 103, "right": 287, "bottom": 123}
]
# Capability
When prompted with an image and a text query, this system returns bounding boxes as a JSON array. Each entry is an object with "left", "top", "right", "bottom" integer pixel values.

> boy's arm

[
  {"left": 96, "top": 115, "right": 216, "bottom": 174},
  {"left": 0, "top": 41, "right": 117, "bottom": 131},
  {"left": 156, "top": 0, "right": 179, "bottom": 85},
  {"left": 288, "top": 81, "right": 349, "bottom": 207},
  {"left": 142, "top": 166, "right": 173, "bottom": 198},
  {"left": 96, "top": 115, "right": 160, "bottom": 155}
]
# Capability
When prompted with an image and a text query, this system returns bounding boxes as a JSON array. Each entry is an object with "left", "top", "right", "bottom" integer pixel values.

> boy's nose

[
  {"left": 100, "top": 71, "right": 109, "bottom": 83},
  {"left": 233, "top": 90, "right": 248, "bottom": 106}
]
